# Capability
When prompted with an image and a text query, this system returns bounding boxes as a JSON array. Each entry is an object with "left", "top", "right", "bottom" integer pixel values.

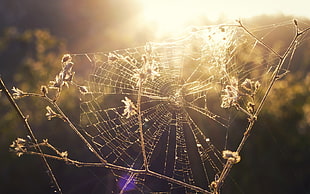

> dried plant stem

[
  {"left": 44, "top": 95, "right": 108, "bottom": 165},
  {"left": 213, "top": 20, "right": 310, "bottom": 194},
  {"left": 7, "top": 86, "right": 213, "bottom": 193},
  {"left": 10, "top": 87, "right": 108, "bottom": 165},
  {"left": 5, "top": 21, "right": 309, "bottom": 194},
  {"left": 237, "top": 20, "right": 282, "bottom": 59},
  {"left": 27, "top": 149, "right": 212, "bottom": 193},
  {"left": 137, "top": 82, "right": 149, "bottom": 171},
  {"left": 255, "top": 24, "right": 309, "bottom": 115},
  {"left": 0, "top": 77, "right": 62, "bottom": 194}
]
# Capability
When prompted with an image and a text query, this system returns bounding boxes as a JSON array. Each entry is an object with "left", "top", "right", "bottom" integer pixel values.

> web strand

[{"left": 74, "top": 21, "right": 307, "bottom": 193}]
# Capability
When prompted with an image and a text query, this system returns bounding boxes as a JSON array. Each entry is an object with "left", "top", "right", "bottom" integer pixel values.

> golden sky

[{"left": 138, "top": 0, "right": 310, "bottom": 34}]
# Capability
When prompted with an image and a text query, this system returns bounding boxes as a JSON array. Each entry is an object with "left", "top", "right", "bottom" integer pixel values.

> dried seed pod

[
  {"left": 40, "top": 85, "right": 48, "bottom": 96},
  {"left": 247, "top": 102, "right": 255, "bottom": 114},
  {"left": 79, "top": 86, "right": 88, "bottom": 94},
  {"left": 62, "top": 54, "right": 72, "bottom": 63}
]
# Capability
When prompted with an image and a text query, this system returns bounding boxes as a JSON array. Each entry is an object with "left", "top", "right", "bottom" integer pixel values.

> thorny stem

[
  {"left": 213, "top": 20, "right": 310, "bottom": 193},
  {"left": 0, "top": 77, "right": 63, "bottom": 194}
]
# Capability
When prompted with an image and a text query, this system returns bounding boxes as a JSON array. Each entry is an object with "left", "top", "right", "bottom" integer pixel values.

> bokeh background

[{"left": 0, "top": 0, "right": 309, "bottom": 193}]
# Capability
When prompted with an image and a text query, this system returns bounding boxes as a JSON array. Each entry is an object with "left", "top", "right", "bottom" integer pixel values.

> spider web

[{"left": 74, "top": 22, "right": 297, "bottom": 193}]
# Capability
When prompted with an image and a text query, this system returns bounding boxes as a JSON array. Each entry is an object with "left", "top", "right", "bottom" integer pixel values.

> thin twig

[
  {"left": 45, "top": 97, "right": 108, "bottom": 165},
  {"left": 0, "top": 76, "right": 63, "bottom": 194},
  {"left": 15, "top": 88, "right": 108, "bottom": 165},
  {"left": 237, "top": 20, "right": 282, "bottom": 59},
  {"left": 214, "top": 20, "right": 310, "bottom": 193},
  {"left": 5, "top": 21, "right": 309, "bottom": 194},
  {"left": 137, "top": 80, "right": 149, "bottom": 171},
  {"left": 26, "top": 149, "right": 212, "bottom": 193}
]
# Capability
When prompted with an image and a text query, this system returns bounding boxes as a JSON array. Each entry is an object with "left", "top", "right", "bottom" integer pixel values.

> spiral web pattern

[{"left": 75, "top": 23, "right": 294, "bottom": 193}]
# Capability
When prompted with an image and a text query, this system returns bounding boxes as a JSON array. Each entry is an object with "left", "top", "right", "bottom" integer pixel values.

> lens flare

[{"left": 117, "top": 174, "right": 136, "bottom": 192}]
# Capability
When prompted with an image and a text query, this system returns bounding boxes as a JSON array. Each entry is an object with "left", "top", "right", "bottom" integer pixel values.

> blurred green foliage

[
  {"left": 226, "top": 73, "right": 310, "bottom": 194},
  {"left": 0, "top": 0, "right": 309, "bottom": 193}
]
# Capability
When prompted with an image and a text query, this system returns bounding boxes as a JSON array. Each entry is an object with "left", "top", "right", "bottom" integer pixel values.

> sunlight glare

[
  {"left": 141, "top": 0, "right": 202, "bottom": 33},
  {"left": 139, "top": 0, "right": 249, "bottom": 36},
  {"left": 139, "top": 0, "right": 310, "bottom": 36}
]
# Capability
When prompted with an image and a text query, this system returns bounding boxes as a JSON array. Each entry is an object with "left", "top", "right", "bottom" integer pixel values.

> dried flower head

[
  {"left": 60, "top": 151, "right": 68, "bottom": 158},
  {"left": 254, "top": 81, "right": 261, "bottom": 91},
  {"left": 10, "top": 138, "right": 27, "bottom": 157},
  {"left": 45, "top": 106, "right": 57, "bottom": 120},
  {"left": 133, "top": 60, "right": 160, "bottom": 87},
  {"left": 210, "top": 180, "right": 219, "bottom": 191},
  {"left": 247, "top": 102, "right": 255, "bottom": 114},
  {"left": 49, "top": 73, "right": 64, "bottom": 89},
  {"left": 12, "top": 87, "right": 27, "bottom": 99},
  {"left": 241, "top": 78, "right": 253, "bottom": 92},
  {"left": 133, "top": 69, "right": 145, "bottom": 87},
  {"left": 240, "top": 78, "right": 261, "bottom": 96},
  {"left": 63, "top": 62, "right": 74, "bottom": 75},
  {"left": 122, "top": 97, "right": 137, "bottom": 119},
  {"left": 222, "top": 150, "right": 241, "bottom": 164},
  {"left": 146, "top": 62, "right": 160, "bottom": 80},
  {"left": 221, "top": 77, "right": 239, "bottom": 108},
  {"left": 49, "top": 55, "right": 75, "bottom": 91}
]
